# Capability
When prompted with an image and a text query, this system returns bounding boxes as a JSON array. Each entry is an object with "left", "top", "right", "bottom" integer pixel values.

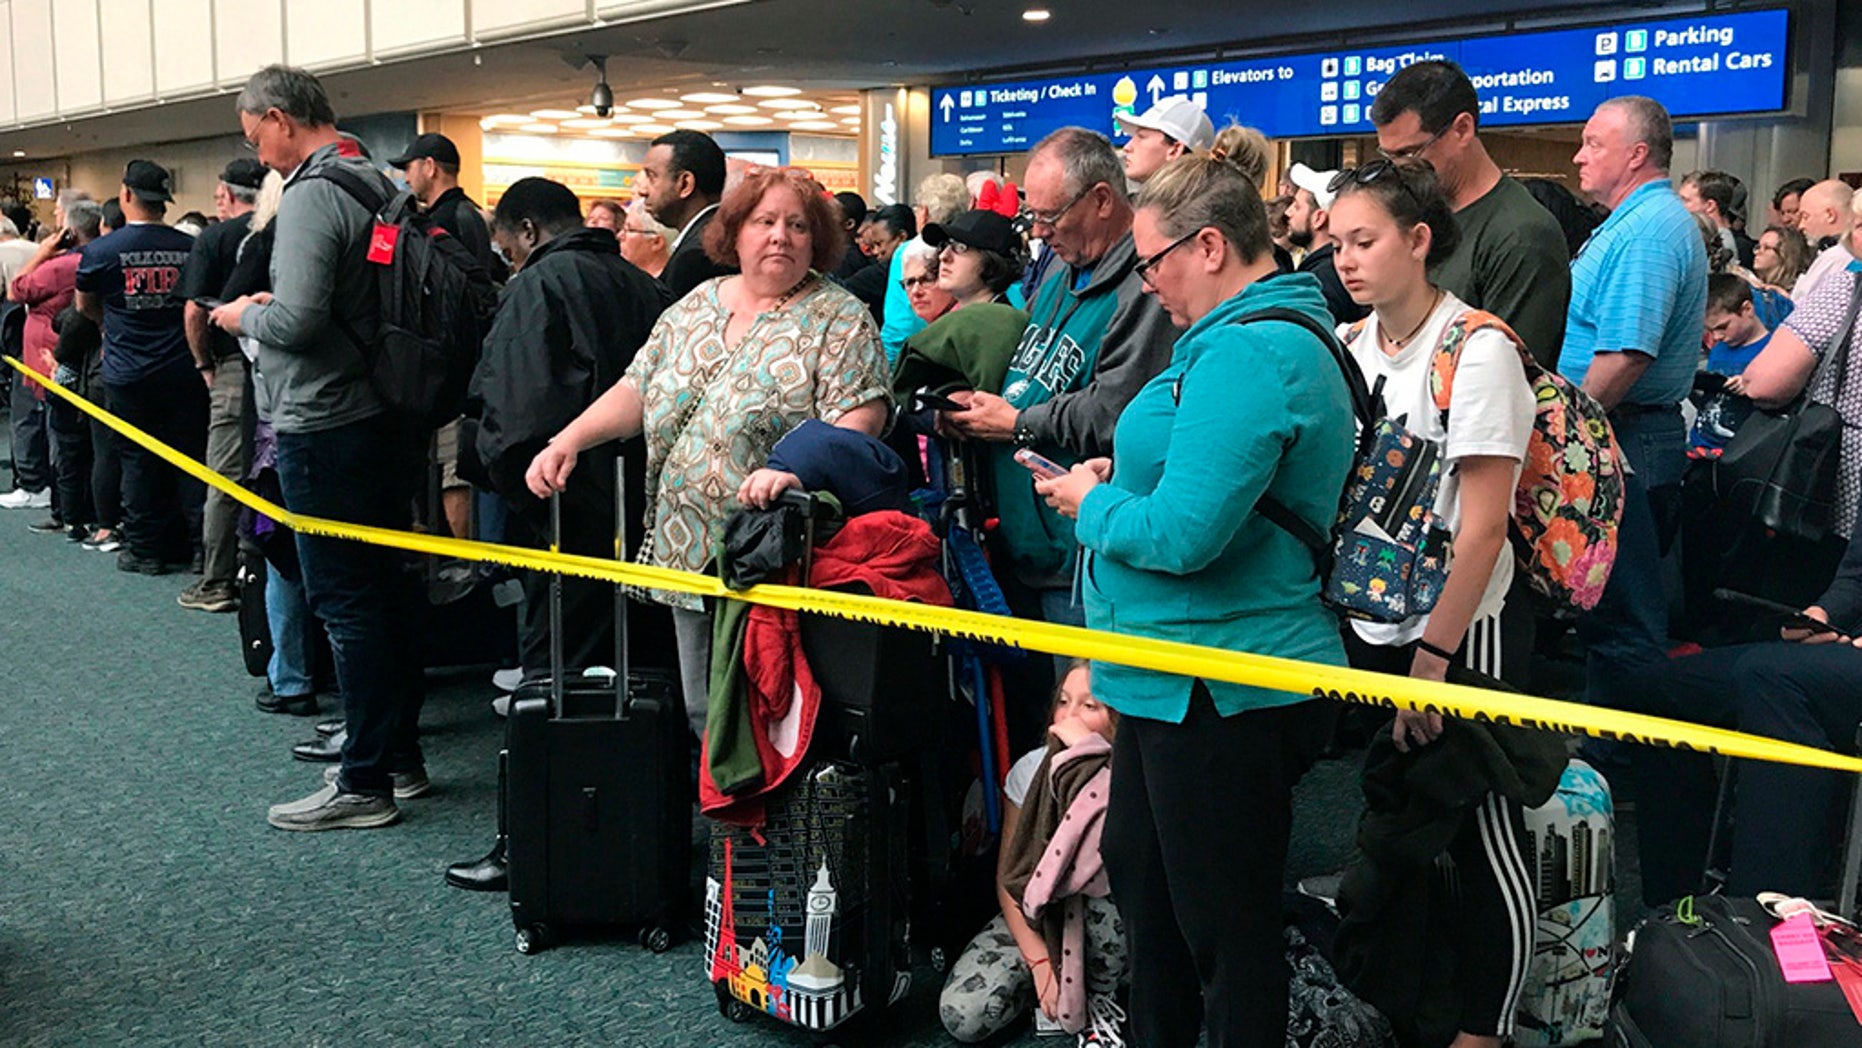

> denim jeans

[
  {"left": 1578, "top": 407, "right": 1684, "bottom": 709},
  {"left": 7, "top": 366, "right": 51, "bottom": 493},
  {"left": 265, "top": 561, "right": 318, "bottom": 699},
  {"left": 275, "top": 413, "right": 425, "bottom": 796}
]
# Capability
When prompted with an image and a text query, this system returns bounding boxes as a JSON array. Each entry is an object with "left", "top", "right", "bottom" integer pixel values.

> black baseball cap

[
  {"left": 220, "top": 158, "right": 267, "bottom": 191},
  {"left": 388, "top": 133, "right": 461, "bottom": 168},
  {"left": 123, "top": 159, "right": 174, "bottom": 203},
  {"left": 922, "top": 209, "right": 1019, "bottom": 256}
]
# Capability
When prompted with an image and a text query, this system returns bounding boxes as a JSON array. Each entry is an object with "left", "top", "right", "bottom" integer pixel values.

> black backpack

[{"left": 307, "top": 165, "right": 498, "bottom": 428}]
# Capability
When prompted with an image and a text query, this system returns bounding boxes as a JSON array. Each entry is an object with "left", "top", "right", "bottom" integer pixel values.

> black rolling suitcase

[
  {"left": 235, "top": 548, "right": 272, "bottom": 677},
  {"left": 705, "top": 758, "right": 913, "bottom": 1036},
  {"left": 505, "top": 480, "right": 691, "bottom": 954}
]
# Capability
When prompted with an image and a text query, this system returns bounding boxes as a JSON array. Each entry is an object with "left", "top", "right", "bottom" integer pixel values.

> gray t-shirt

[
  {"left": 1429, "top": 176, "right": 1571, "bottom": 370},
  {"left": 1003, "top": 747, "right": 1045, "bottom": 808}
]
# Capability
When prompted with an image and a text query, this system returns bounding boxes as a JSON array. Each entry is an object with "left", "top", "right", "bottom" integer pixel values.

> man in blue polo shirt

[{"left": 1561, "top": 96, "right": 1708, "bottom": 709}]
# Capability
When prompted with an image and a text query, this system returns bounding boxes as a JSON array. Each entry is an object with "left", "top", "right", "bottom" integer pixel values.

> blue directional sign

[{"left": 930, "top": 9, "right": 1790, "bottom": 156}]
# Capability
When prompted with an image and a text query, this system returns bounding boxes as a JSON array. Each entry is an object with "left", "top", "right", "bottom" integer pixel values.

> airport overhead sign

[{"left": 930, "top": 9, "right": 1790, "bottom": 155}]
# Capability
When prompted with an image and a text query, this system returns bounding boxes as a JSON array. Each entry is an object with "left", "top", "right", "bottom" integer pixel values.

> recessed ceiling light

[
  {"left": 608, "top": 113, "right": 652, "bottom": 124},
  {"left": 10, "top": 150, "right": 23, "bottom": 157},
  {"left": 677, "top": 119, "right": 724, "bottom": 131},
  {"left": 519, "top": 123, "right": 558, "bottom": 134},
  {"left": 529, "top": 108, "right": 580, "bottom": 120},
  {"left": 741, "top": 85, "right": 801, "bottom": 97},
  {"left": 830, "top": 105, "right": 861, "bottom": 116},
  {"left": 790, "top": 121, "right": 840, "bottom": 132},
  {"left": 562, "top": 118, "right": 611, "bottom": 129},
  {"left": 706, "top": 103, "right": 758, "bottom": 115},
  {"left": 657, "top": 109, "right": 708, "bottom": 120},
  {"left": 482, "top": 113, "right": 531, "bottom": 125},
  {"left": 759, "top": 98, "right": 818, "bottom": 110},
  {"left": 1022, "top": 8, "right": 1051, "bottom": 22},
  {"left": 628, "top": 98, "right": 680, "bottom": 110},
  {"left": 840, "top": 116, "right": 862, "bottom": 126},
  {"left": 590, "top": 128, "right": 634, "bottom": 138},
  {"left": 634, "top": 123, "right": 676, "bottom": 135},
  {"left": 681, "top": 92, "right": 740, "bottom": 104},
  {"left": 722, "top": 115, "right": 774, "bottom": 126}
]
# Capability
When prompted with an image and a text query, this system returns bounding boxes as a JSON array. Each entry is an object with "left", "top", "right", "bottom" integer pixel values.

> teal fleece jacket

[{"left": 1076, "top": 273, "right": 1355, "bottom": 723}]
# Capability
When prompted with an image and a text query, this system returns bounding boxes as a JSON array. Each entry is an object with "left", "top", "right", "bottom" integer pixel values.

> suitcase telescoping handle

[
  {"left": 545, "top": 465, "right": 634, "bottom": 722},
  {"left": 549, "top": 490, "right": 566, "bottom": 719}
]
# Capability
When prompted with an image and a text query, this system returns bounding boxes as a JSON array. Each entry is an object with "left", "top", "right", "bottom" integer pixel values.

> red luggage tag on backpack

[{"left": 366, "top": 221, "right": 399, "bottom": 264}]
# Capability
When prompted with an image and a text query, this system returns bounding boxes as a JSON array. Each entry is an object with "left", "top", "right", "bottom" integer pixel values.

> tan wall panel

[
  {"left": 371, "top": 0, "right": 466, "bottom": 57},
  {"left": 53, "top": 0, "right": 101, "bottom": 113},
  {"left": 153, "top": 0, "right": 214, "bottom": 96},
  {"left": 99, "top": 0, "right": 155, "bottom": 105},
  {"left": 0, "top": 2, "right": 16, "bottom": 126},
  {"left": 65, "top": 132, "right": 247, "bottom": 215},
  {"left": 473, "top": 0, "right": 585, "bottom": 39},
  {"left": 215, "top": 4, "right": 284, "bottom": 88},
  {"left": 285, "top": 0, "right": 366, "bottom": 69},
  {"left": 11, "top": 0, "right": 55, "bottom": 121}
]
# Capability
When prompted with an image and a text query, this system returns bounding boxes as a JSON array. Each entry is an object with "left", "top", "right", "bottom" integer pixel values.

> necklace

[
  {"left": 762, "top": 272, "right": 815, "bottom": 313},
  {"left": 1383, "top": 289, "right": 1443, "bottom": 350}
]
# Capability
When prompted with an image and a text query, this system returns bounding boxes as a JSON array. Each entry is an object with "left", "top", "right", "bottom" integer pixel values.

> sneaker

[
  {"left": 82, "top": 528, "right": 121, "bottom": 552},
  {"left": 267, "top": 787, "right": 400, "bottom": 831},
  {"left": 0, "top": 487, "right": 50, "bottom": 510},
  {"left": 1079, "top": 994, "right": 1127, "bottom": 1047},
  {"left": 492, "top": 667, "right": 524, "bottom": 693},
  {"left": 66, "top": 523, "right": 93, "bottom": 543},
  {"left": 1296, "top": 872, "right": 1343, "bottom": 908},
  {"left": 117, "top": 550, "right": 172, "bottom": 575},
  {"left": 177, "top": 580, "right": 238, "bottom": 613},
  {"left": 491, "top": 694, "right": 511, "bottom": 718},
  {"left": 1035, "top": 1010, "right": 1068, "bottom": 1037},
  {"left": 27, "top": 516, "right": 65, "bottom": 534},
  {"left": 323, "top": 765, "right": 431, "bottom": 800}
]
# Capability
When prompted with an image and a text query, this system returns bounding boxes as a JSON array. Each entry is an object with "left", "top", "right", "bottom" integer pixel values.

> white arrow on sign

[
  {"left": 1146, "top": 74, "right": 1165, "bottom": 105},
  {"left": 940, "top": 95, "right": 955, "bottom": 122}
]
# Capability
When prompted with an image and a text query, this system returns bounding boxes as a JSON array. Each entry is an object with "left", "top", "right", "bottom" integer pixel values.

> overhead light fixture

[
  {"left": 1023, "top": 8, "right": 1051, "bottom": 22},
  {"left": 657, "top": 108, "right": 709, "bottom": 120},
  {"left": 677, "top": 119, "right": 724, "bottom": 131},
  {"left": 628, "top": 98, "right": 680, "bottom": 110},
  {"left": 759, "top": 98, "right": 818, "bottom": 110},
  {"left": 840, "top": 116, "right": 862, "bottom": 126},
  {"left": 830, "top": 105, "right": 861, "bottom": 116},
  {"left": 482, "top": 113, "right": 531, "bottom": 125},
  {"left": 681, "top": 92, "right": 740, "bottom": 104},
  {"left": 519, "top": 123, "right": 558, "bottom": 134},
  {"left": 741, "top": 85, "right": 801, "bottom": 97},
  {"left": 608, "top": 113, "right": 653, "bottom": 124},
  {"left": 634, "top": 123, "right": 676, "bottom": 135},
  {"left": 10, "top": 150, "right": 23, "bottom": 157},
  {"left": 529, "top": 108, "right": 580, "bottom": 120},
  {"left": 722, "top": 115, "right": 775, "bottom": 126},
  {"left": 706, "top": 103, "right": 758, "bottom": 115},
  {"left": 791, "top": 121, "right": 839, "bottom": 132},
  {"left": 590, "top": 128, "right": 633, "bottom": 138},
  {"left": 562, "top": 118, "right": 611, "bottom": 129}
]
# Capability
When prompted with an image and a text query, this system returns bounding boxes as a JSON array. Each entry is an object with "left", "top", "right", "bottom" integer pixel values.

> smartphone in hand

[{"left": 1014, "top": 447, "right": 1068, "bottom": 481}]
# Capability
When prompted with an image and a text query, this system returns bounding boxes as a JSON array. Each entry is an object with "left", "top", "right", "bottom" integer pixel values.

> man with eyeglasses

[
  {"left": 944, "top": 127, "right": 1176, "bottom": 729},
  {"left": 1370, "top": 60, "right": 1570, "bottom": 368}
]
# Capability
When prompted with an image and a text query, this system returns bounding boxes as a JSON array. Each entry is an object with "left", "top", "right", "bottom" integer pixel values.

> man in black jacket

[
  {"left": 636, "top": 129, "right": 733, "bottom": 299},
  {"left": 389, "top": 133, "right": 506, "bottom": 283},
  {"left": 1625, "top": 490, "right": 1862, "bottom": 904},
  {"left": 448, "top": 176, "right": 672, "bottom": 891}
]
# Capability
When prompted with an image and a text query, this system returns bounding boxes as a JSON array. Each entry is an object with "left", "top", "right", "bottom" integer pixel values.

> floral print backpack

[{"left": 1428, "top": 311, "right": 1625, "bottom": 614}]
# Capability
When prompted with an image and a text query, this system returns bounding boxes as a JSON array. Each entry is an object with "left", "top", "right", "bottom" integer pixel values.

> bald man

[{"left": 1794, "top": 179, "right": 1858, "bottom": 301}]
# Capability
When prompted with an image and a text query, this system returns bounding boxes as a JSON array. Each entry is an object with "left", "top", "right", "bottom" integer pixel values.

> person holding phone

[
  {"left": 1033, "top": 135, "right": 1353, "bottom": 1048},
  {"left": 1625, "top": 485, "right": 1862, "bottom": 904}
]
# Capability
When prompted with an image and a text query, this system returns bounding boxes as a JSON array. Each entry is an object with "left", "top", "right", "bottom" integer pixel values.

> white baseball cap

[
  {"left": 1288, "top": 162, "right": 1341, "bottom": 210},
  {"left": 1115, "top": 96, "right": 1216, "bottom": 152}
]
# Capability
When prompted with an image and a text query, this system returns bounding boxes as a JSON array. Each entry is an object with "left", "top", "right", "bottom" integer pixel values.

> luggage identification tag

[
  {"left": 367, "top": 221, "right": 400, "bottom": 265},
  {"left": 1771, "top": 913, "right": 1834, "bottom": 983}
]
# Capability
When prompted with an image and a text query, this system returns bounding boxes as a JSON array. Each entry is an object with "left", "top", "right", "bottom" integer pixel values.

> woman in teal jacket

[{"left": 1036, "top": 132, "right": 1355, "bottom": 1048}]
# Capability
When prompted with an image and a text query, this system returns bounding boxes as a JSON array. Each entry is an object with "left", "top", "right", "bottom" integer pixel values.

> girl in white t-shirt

[{"left": 1328, "top": 159, "right": 1539, "bottom": 1048}]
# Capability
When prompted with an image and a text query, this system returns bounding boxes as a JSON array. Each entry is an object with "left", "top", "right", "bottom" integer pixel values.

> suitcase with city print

[
  {"left": 1515, "top": 758, "right": 1617, "bottom": 1045},
  {"left": 705, "top": 759, "right": 913, "bottom": 1035}
]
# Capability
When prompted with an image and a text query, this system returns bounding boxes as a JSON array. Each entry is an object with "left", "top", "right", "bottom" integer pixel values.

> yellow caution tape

[{"left": 14, "top": 352, "right": 1862, "bottom": 775}]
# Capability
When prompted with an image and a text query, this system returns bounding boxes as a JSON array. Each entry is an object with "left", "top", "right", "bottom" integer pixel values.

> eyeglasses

[
  {"left": 1023, "top": 183, "right": 1098, "bottom": 228},
  {"left": 1328, "top": 159, "right": 1424, "bottom": 209},
  {"left": 1377, "top": 126, "right": 1447, "bottom": 162},
  {"left": 242, "top": 109, "right": 278, "bottom": 153},
  {"left": 1134, "top": 228, "right": 1201, "bottom": 285},
  {"left": 901, "top": 275, "right": 938, "bottom": 290},
  {"left": 620, "top": 227, "right": 656, "bottom": 237},
  {"left": 939, "top": 241, "right": 974, "bottom": 256}
]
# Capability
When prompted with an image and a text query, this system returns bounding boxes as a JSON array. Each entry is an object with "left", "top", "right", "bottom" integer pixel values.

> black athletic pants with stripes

[{"left": 1341, "top": 592, "right": 1539, "bottom": 1040}]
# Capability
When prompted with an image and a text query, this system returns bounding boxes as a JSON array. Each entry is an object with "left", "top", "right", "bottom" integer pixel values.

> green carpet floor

[{"left": 0, "top": 424, "right": 1643, "bottom": 1046}]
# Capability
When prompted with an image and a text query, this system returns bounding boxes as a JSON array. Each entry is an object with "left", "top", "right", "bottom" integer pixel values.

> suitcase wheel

[
  {"left": 638, "top": 924, "right": 673, "bottom": 954},
  {"left": 929, "top": 945, "right": 948, "bottom": 973},
  {"left": 515, "top": 924, "right": 550, "bottom": 954},
  {"left": 714, "top": 982, "right": 752, "bottom": 1023}
]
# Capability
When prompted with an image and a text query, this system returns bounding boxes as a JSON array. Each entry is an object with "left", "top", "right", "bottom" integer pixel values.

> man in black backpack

[
  {"left": 213, "top": 64, "right": 428, "bottom": 832},
  {"left": 389, "top": 133, "right": 505, "bottom": 283}
]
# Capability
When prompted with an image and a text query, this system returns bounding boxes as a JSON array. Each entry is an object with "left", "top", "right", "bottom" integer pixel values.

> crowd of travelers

[{"left": 5, "top": 57, "right": 1862, "bottom": 1048}]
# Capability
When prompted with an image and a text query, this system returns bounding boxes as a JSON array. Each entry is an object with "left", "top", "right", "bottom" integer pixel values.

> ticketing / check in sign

[{"left": 930, "top": 9, "right": 1790, "bottom": 155}]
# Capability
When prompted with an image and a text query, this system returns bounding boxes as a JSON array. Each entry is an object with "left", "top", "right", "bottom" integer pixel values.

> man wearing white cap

[
  {"left": 1115, "top": 96, "right": 1215, "bottom": 190},
  {"left": 1286, "top": 163, "right": 1369, "bottom": 326}
]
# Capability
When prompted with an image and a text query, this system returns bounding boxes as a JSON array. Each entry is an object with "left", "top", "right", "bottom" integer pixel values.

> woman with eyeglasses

[
  {"left": 924, "top": 209, "right": 1025, "bottom": 309},
  {"left": 898, "top": 240, "right": 958, "bottom": 325},
  {"left": 1033, "top": 130, "right": 1355, "bottom": 1048},
  {"left": 1326, "top": 159, "right": 1553, "bottom": 1048}
]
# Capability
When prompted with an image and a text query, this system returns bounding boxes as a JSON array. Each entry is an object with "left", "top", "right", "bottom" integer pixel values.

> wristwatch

[{"left": 1013, "top": 413, "right": 1037, "bottom": 448}]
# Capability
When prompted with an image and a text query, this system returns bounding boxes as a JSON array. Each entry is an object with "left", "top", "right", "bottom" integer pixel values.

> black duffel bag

[
  {"left": 1714, "top": 278, "right": 1862, "bottom": 543},
  {"left": 1609, "top": 895, "right": 1862, "bottom": 1047}
]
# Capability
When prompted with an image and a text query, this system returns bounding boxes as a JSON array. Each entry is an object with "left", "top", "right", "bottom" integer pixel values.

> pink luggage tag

[{"left": 1771, "top": 912, "right": 1834, "bottom": 983}]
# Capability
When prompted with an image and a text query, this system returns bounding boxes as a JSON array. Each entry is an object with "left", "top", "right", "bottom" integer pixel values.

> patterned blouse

[
  {"left": 624, "top": 274, "right": 890, "bottom": 608},
  {"left": 1781, "top": 265, "right": 1862, "bottom": 538}
]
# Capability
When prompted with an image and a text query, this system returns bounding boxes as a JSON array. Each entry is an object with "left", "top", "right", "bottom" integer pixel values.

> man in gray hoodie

[{"left": 213, "top": 64, "right": 427, "bottom": 832}]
